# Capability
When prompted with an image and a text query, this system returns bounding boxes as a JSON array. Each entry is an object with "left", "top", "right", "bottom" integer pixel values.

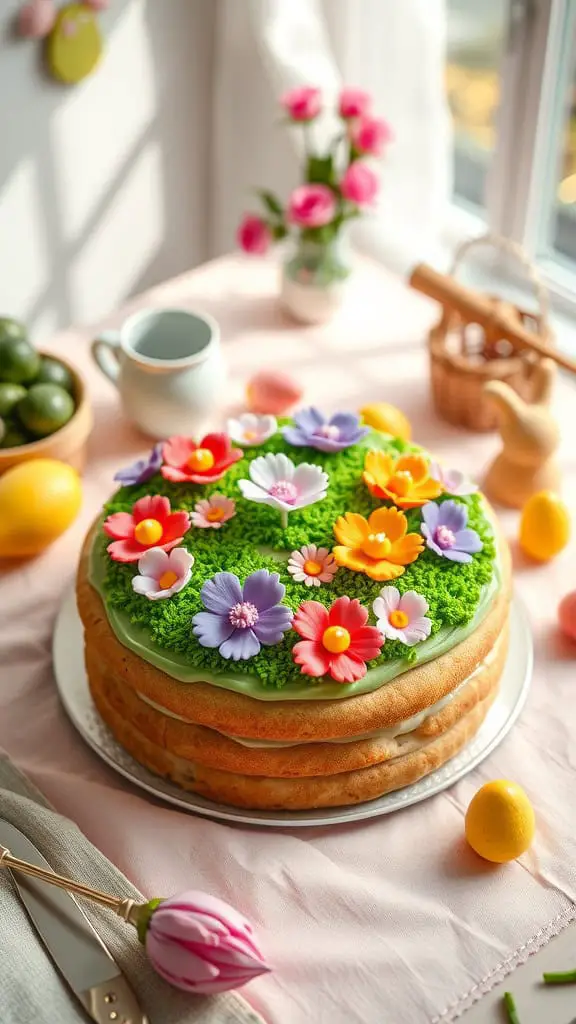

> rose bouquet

[{"left": 237, "top": 86, "right": 393, "bottom": 322}]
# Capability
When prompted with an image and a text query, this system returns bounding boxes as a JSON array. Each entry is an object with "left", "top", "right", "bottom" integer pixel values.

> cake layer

[
  {"left": 86, "top": 625, "right": 506, "bottom": 778},
  {"left": 77, "top": 531, "right": 511, "bottom": 742},
  {"left": 89, "top": 677, "right": 499, "bottom": 810}
]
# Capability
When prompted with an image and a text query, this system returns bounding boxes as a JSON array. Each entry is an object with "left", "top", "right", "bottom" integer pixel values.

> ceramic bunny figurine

[{"left": 482, "top": 359, "right": 560, "bottom": 509}]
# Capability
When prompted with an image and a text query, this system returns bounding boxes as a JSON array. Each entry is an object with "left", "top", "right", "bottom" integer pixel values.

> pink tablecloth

[{"left": 2, "top": 254, "right": 576, "bottom": 1024}]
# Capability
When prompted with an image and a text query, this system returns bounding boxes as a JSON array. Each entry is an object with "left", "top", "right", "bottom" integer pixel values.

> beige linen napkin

[{"left": 0, "top": 752, "right": 265, "bottom": 1024}]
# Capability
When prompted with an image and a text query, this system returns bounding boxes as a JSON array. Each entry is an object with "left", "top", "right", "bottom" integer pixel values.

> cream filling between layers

[{"left": 136, "top": 643, "right": 499, "bottom": 749}]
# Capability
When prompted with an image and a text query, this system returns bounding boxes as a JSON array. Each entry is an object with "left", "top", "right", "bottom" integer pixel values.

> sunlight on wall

[
  {"left": 0, "top": 159, "right": 49, "bottom": 317},
  {"left": 70, "top": 142, "right": 163, "bottom": 322},
  {"left": 51, "top": 2, "right": 156, "bottom": 245}
]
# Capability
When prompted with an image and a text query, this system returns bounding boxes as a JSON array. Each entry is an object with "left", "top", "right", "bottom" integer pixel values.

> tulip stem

[
  {"left": 503, "top": 992, "right": 520, "bottom": 1023},
  {"left": 543, "top": 968, "right": 576, "bottom": 984}
]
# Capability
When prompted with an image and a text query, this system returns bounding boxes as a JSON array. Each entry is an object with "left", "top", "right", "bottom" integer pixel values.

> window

[{"left": 445, "top": 0, "right": 576, "bottom": 311}]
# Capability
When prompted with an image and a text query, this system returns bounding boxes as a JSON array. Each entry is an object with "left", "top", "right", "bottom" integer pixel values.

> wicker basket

[{"left": 428, "top": 235, "right": 554, "bottom": 432}]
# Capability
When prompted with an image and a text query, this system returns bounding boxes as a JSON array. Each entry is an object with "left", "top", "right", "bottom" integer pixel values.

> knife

[{"left": 0, "top": 821, "right": 148, "bottom": 1024}]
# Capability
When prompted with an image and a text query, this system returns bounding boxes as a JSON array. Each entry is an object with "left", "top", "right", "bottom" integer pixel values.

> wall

[{"left": 0, "top": 0, "right": 214, "bottom": 339}]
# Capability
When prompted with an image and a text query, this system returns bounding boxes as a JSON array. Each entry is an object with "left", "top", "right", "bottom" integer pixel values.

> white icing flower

[
  {"left": 132, "top": 546, "right": 194, "bottom": 601},
  {"left": 238, "top": 452, "right": 328, "bottom": 529},
  {"left": 372, "top": 586, "right": 432, "bottom": 646},
  {"left": 429, "top": 461, "right": 478, "bottom": 497},
  {"left": 227, "top": 412, "right": 277, "bottom": 447}
]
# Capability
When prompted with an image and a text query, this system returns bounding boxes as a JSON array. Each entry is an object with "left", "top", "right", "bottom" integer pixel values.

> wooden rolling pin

[{"left": 409, "top": 263, "right": 576, "bottom": 376}]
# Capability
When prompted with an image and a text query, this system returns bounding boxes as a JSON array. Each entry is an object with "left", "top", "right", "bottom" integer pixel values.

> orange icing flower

[
  {"left": 333, "top": 506, "right": 424, "bottom": 581},
  {"left": 362, "top": 452, "right": 443, "bottom": 509}
]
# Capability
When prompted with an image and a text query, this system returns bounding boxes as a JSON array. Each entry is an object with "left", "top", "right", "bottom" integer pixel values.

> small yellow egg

[
  {"left": 519, "top": 490, "right": 570, "bottom": 562},
  {"left": 465, "top": 780, "right": 535, "bottom": 863},
  {"left": 360, "top": 402, "right": 412, "bottom": 441}
]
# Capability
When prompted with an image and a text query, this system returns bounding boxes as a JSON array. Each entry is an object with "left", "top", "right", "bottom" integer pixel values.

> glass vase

[{"left": 279, "top": 234, "right": 352, "bottom": 325}]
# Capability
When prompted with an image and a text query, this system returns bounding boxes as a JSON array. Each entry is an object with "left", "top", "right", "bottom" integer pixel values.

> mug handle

[{"left": 91, "top": 331, "right": 121, "bottom": 386}]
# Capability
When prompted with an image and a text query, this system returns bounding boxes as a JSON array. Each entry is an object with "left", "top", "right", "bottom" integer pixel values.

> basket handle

[{"left": 450, "top": 232, "right": 549, "bottom": 328}]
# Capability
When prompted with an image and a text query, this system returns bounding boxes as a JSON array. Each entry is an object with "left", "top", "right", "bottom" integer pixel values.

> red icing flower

[
  {"left": 292, "top": 596, "right": 383, "bottom": 684},
  {"left": 161, "top": 433, "right": 243, "bottom": 484},
  {"left": 103, "top": 495, "right": 191, "bottom": 563}
]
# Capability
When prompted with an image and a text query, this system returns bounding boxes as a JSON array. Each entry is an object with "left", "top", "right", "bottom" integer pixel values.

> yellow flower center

[
  {"left": 134, "top": 518, "right": 163, "bottom": 545},
  {"left": 389, "top": 610, "right": 409, "bottom": 628},
  {"left": 361, "top": 532, "right": 392, "bottom": 560},
  {"left": 187, "top": 448, "right": 215, "bottom": 473},
  {"left": 322, "top": 626, "right": 351, "bottom": 653},
  {"left": 243, "top": 430, "right": 257, "bottom": 441},
  {"left": 158, "top": 569, "right": 179, "bottom": 590},
  {"left": 206, "top": 507, "right": 225, "bottom": 522},
  {"left": 388, "top": 470, "right": 413, "bottom": 496},
  {"left": 303, "top": 559, "right": 323, "bottom": 576}
]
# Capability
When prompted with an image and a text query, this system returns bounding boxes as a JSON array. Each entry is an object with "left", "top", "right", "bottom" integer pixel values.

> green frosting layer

[{"left": 91, "top": 424, "right": 497, "bottom": 696}]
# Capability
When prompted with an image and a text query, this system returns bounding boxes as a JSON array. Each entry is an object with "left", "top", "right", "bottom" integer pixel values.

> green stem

[
  {"left": 503, "top": 992, "right": 520, "bottom": 1024},
  {"left": 280, "top": 508, "right": 288, "bottom": 531},
  {"left": 542, "top": 968, "right": 576, "bottom": 984}
]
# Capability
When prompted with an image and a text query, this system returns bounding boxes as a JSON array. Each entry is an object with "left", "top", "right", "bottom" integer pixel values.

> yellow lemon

[
  {"left": 465, "top": 780, "right": 535, "bottom": 863},
  {"left": 0, "top": 459, "right": 82, "bottom": 557},
  {"left": 360, "top": 402, "right": 412, "bottom": 441},
  {"left": 519, "top": 490, "right": 570, "bottom": 562}
]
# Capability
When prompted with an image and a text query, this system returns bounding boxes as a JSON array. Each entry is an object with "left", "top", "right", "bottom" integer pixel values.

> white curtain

[{"left": 210, "top": 0, "right": 452, "bottom": 270}]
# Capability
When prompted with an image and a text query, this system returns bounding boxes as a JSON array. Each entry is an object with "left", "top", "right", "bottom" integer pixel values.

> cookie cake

[{"left": 77, "top": 407, "right": 511, "bottom": 811}]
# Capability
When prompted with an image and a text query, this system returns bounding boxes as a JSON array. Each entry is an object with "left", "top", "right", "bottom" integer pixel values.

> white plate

[{"left": 53, "top": 587, "right": 533, "bottom": 828}]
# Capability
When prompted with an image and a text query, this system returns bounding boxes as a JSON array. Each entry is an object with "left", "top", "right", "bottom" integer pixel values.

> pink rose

[
  {"left": 280, "top": 86, "right": 321, "bottom": 122},
  {"left": 287, "top": 184, "right": 336, "bottom": 228},
  {"left": 340, "top": 163, "right": 379, "bottom": 206},
  {"left": 141, "top": 890, "right": 271, "bottom": 994},
  {"left": 237, "top": 214, "right": 271, "bottom": 255},
  {"left": 339, "top": 87, "right": 371, "bottom": 120},
  {"left": 352, "top": 116, "right": 394, "bottom": 156}
]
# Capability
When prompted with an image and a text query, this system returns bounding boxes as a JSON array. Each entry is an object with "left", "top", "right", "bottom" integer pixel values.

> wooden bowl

[{"left": 0, "top": 353, "right": 93, "bottom": 476}]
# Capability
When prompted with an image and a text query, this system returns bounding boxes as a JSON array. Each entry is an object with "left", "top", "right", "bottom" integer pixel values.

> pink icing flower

[
  {"left": 162, "top": 433, "right": 242, "bottom": 485},
  {"left": 351, "top": 116, "right": 393, "bottom": 156},
  {"left": 287, "top": 544, "right": 338, "bottom": 587},
  {"left": 292, "top": 596, "right": 384, "bottom": 683},
  {"left": 280, "top": 86, "right": 321, "bottom": 121},
  {"left": 227, "top": 412, "right": 277, "bottom": 447},
  {"left": 287, "top": 184, "right": 336, "bottom": 228},
  {"left": 372, "top": 586, "right": 432, "bottom": 646},
  {"left": 132, "top": 547, "right": 194, "bottom": 601},
  {"left": 191, "top": 494, "right": 236, "bottom": 529},
  {"left": 339, "top": 87, "right": 371, "bottom": 120},
  {"left": 236, "top": 214, "right": 271, "bottom": 255},
  {"left": 340, "top": 162, "right": 379, "bottom": 206},
  {"left": 141, "top": 890, "right": 271, "bottom": 994}
]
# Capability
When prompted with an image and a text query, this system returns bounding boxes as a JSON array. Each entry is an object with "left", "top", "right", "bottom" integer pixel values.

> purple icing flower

[
  {"left": 192, "top": 569, "right": 293, "bottom": 661},
  {"left": 114, "top": 444, "right": 163, "bottom": 486},
  {"left": 421, "top": 500, "right": 483, "bottom": 563},
  {"left": 282, "top": 407, "right": 369, "bottom": 453}
]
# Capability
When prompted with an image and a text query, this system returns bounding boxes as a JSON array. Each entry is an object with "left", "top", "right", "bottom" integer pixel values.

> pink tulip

[
  {"left": 142, "top": 890, "right": 270, "bottom": 994},
  {"left": 280, "top": 86, "right": 321, "bottom": 121},
  {"left": 339, "top": 87, "right": 371, "bottom": 120},
  {"left": 287, "top": 184, "right": 336, "bottom": 228},
  {"left": 17, "top": 0, "right": 55, "bottom": 38},
  {"left": 237, "top": 214, "right": 271, "bottom": 255},
  {"left": 340, "top": 162, "right": 379, "bottom": 206},
  {"left": 352, "top": 116, "right": 394, "bottom": 156}
]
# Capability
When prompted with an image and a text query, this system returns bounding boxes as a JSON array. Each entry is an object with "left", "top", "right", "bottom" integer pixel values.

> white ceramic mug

[{"left": 91, "top": 308, "right": 224, "bottom": 440}]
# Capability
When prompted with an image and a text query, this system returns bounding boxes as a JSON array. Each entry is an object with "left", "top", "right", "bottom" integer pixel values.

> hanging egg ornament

[
  {"left": 558, "top": 591, "right": 576, "bottom": 642},
  {"left": 519, "top": 490, "right": 571, "bottom": 562},
  {"left": 18, "top": 0, "right": 56, "bottom": 38},
  {"left": 47, "top": 2, "right": 103, "bottom": 85}
]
